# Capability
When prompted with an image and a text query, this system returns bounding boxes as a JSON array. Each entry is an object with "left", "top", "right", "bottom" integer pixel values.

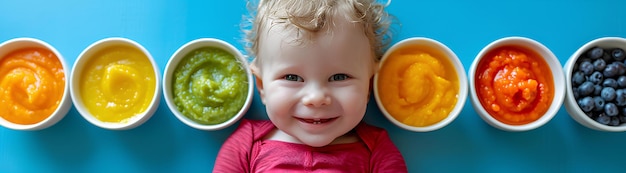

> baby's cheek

[
  {"left": 334, "top": 88, "right": 369, "bottom": 114},
  {"left": 264, "top": 88, "right": 298, "bottom": 112}
]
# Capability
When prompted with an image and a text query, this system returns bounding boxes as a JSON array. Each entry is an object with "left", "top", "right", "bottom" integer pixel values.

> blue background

[{"left": 1, "top": 0, "right": 626, "bottom": 172}]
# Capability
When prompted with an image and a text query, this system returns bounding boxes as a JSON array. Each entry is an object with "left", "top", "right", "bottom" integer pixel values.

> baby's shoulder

[
  {"left": 354, "top": 122, "right": 395, "bottom": 146},
  {"left": 233, "top": 119, "right": 276, "bottom": 140}
]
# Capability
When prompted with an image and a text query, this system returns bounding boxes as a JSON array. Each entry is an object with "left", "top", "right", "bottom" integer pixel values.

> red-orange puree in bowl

[
  {"left": 475, "top": 46, "right": 554, "bottom": 125},
  {"left": 0, "top": 48, "right": 65, "bottom": 125}
]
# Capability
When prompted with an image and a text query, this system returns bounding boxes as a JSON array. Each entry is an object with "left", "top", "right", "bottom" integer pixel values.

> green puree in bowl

[{"left": 173, "top": 47, "right": 248, "bottom": 125}]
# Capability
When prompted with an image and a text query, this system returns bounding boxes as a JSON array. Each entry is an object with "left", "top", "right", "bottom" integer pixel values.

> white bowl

[
  {"left": 374, "top": 37, "right": 468, "bottom": 132},
  {"left": 0, "top": 38, "right": 72, "bottom": 130},
  {"left": 163, "top": 38, "right": 253, "bottom": 131},
  {"left": 71, "top": 37, "right": 161, "bottom": 130},
  {"left": 564, "top": 37, "right": 626, "bottom": 132},
  {"left": 469, "top": 36, "right": 565, "bottom": 131}
]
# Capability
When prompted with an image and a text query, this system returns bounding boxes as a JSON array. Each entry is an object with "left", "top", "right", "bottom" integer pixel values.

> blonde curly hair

[{"left": 243, "top": 0, "right": 393, "bottom": 64}]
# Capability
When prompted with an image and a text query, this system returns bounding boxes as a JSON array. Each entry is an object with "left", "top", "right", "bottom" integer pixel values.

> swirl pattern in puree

[
  {"left": 378, "top": 46, "right": 459, "bottom": 127},
  {"left": 173, "top": 47, "right": 248, "bottom": 125},
  {"left": 0, "top": 48, "right": 65, "bottom": 125},
  {"left": 475, "top": 46, "right": 554, "bottom": 125},
  {"left": 79, "top": 46, "right": 156, "bottom": 123}
]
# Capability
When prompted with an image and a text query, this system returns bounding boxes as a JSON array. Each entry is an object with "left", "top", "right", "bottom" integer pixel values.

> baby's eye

[
  {"left": 329, "top": 73, "right": 350, "bottom": 81},
  {"left": 284, "top": 74, "right": 303, "bottom": 82}
]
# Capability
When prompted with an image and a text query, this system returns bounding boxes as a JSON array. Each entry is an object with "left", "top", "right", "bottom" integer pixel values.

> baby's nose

[{"left": 302, "top": 85, "right": 331, "bottom": 107}]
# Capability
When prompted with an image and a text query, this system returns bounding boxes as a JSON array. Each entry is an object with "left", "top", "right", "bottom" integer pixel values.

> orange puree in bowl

[
  {"left": 475, "top": 46, "right": 554, "bottom": 125},
  {"left": 79, "top": 46, "right": 156, "bottom": 123},
  {"left": 378, "top": 46, "right": 459, "bottom": 127},
  {"left": 0, "top": 48, "right": 65, "bottom": 125}
]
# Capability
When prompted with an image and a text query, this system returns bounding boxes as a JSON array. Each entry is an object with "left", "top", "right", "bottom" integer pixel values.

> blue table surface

[{"left": 2, "top": 0, "right": 626, "bottom": 172}]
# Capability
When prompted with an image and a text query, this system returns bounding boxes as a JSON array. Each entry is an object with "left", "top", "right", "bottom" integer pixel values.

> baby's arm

[{"left": 213, "top": 120, "right": 255, "bottom": 172}]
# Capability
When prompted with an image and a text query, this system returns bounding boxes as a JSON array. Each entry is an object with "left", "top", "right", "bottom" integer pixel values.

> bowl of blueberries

[{"left": 564, "top": 37, "right": 626, "bottom": 131}]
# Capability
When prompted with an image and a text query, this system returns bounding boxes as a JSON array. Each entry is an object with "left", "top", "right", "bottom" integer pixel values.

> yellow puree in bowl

[
  {"left": 377, "top": 46, "right": 459, "bottom": 127},
  {"left": 0, "top": 48, "right": 65, "bottom": 125},
  {"left": 80, "top": 46, "right": 156, "bottom": 123}
]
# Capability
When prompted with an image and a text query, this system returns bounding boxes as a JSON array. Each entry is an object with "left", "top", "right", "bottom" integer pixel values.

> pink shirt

[{"left": 213, "top": 119, "right": 407, "bottom": 173}]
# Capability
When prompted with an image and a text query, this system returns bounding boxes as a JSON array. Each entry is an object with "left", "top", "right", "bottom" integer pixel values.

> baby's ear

[
  {"left": 372, "top": 61, "right": 380, "bottom": 74},
  {"left": 249, "top": 61, "right": 266, "bottom": 104},
  {"left": 369, "top": 61, "right": 380, "bottom": 98}
]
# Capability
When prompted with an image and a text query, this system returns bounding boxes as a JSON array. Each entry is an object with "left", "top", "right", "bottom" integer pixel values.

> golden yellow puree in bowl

[
  {"left": 173, "top": 47, "right": 248, "bottom": 125},
  {"left": 80, "top": 46, "right": 156, "bottom": 123},
  {"left": 378, "top": 46, "right": 459, "bottom": 127}
]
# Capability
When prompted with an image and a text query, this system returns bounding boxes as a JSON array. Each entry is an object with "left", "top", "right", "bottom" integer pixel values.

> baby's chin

[{"left": 297, "top": 135, "right": 338, "bottom": 147}]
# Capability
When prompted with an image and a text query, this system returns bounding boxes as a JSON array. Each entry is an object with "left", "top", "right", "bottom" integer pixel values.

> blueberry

[
  {"left": 578, "top": 81, "right": 595, "bottom": 96},
  {"left": 603, "top": 78, "right": 618, "bottom": 88},
  {"left": 588, "top": 71, "right": 604, "bottom": 85},
  {"left": 573, "top": 87, "right": 580, "bottom": 99},
  {"left": 619, "top": 115, "right": 626, "bottom": 124},
  {"left": 613, "top": 62, "right": 626, "bottom": 75},
  {"left": 603, "top": 63, "right": 619, "bottom": 78},
  {"left": 572, "top": 71, "right": 586, "bottom": 86},
  {"left": 594, "top": 96, "right": 606, "bottom": 112},
  {"left": 605, "top": 102, "right": 619, "bottom": 116},
  {"left": 579, "top": 61, "right": 595, "bottom": 75},
  {"left": 618, "top": 76, "right": 626, "bottom": 88},
  {"left": 601, "top": 87, "right": 616, "bottom": 101},
  {"left": 587, "top": 47, "right": 604, "bottom": 59},
  {"left": 616, "top": 89, "right": 626, "bottom": 106},
  {"left": 593, "top": 85, "right": 602, "bottom": 96},
  {"left": 578, "top": 96, "right": 595, "bottom": 112},
  {"left": 596, "top": 113, "right": 611, "bottom": 125},
  {"left": 612, "top": 48, "right": 625, "bottom": 61},
  {"left": 609, "top": 117, "right": 621, "bottom": 126},
  {"left": 593, "top": 59, "right": 607, "bottom": 71}
]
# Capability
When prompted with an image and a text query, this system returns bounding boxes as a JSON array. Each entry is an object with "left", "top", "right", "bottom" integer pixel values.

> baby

[{"left": 214, "top": 0, "right": 407, "bottom": 172}]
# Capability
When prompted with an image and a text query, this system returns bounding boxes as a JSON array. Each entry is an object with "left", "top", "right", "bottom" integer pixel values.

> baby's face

[{"left": 253, "top": 16, "right": 376, "bottom": 147}]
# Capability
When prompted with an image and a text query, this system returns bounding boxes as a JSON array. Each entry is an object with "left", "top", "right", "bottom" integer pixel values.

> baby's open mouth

[{"left": 297, "top": 117, "right": 337, "bottom": 124}]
